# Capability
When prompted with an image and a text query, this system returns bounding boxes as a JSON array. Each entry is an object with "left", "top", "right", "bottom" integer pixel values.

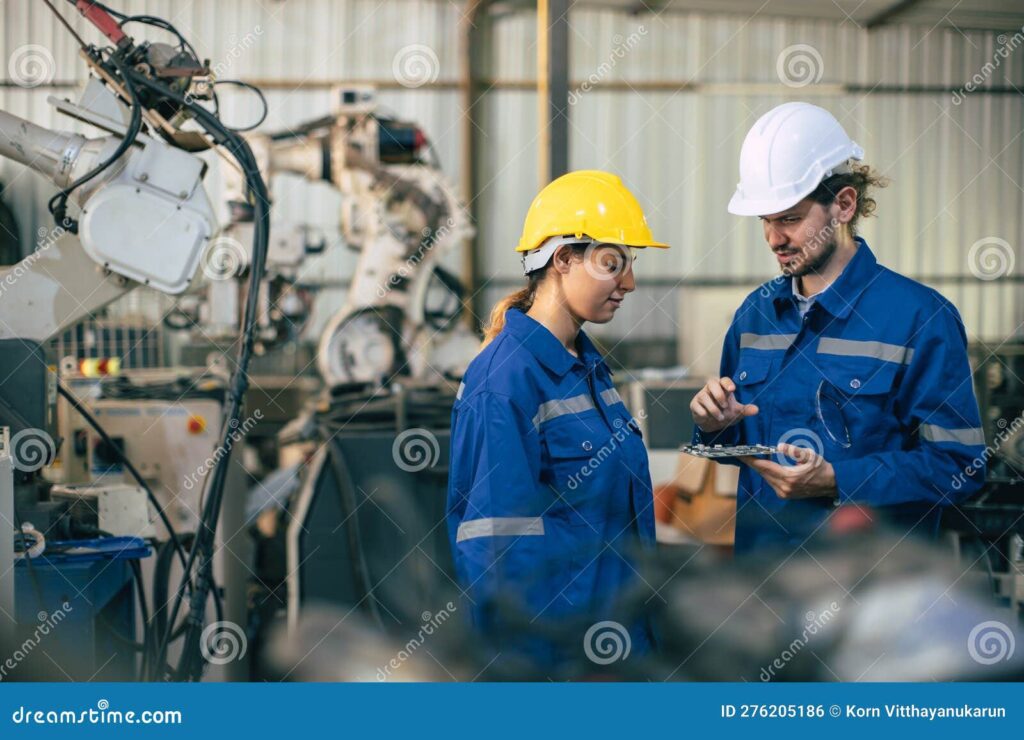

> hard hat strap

[{"left": 521, "top": 234, "right": 592, "bottom": 274}]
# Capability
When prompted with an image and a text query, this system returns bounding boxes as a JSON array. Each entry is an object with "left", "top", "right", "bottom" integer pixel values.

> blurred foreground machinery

[
  {"left": 942, "top": 341, "right": 1024, "bottom": 615},
  {"left": 257, "top": 510, "right": 1024, "bottom": 682}
]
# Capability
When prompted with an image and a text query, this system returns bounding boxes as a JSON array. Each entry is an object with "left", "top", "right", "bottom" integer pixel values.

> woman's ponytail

[{"left": 480, "top": 277, "right": 540, "bottom": 348}]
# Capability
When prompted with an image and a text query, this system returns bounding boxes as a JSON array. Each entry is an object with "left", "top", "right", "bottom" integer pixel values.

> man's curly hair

[{"left": 806, "top": 163, "right": 890, "bottom": 235}]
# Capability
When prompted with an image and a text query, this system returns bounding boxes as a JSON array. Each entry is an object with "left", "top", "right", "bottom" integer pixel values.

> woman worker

[{"left": 446, "top": 170, "right": 670, "bottom": 670}]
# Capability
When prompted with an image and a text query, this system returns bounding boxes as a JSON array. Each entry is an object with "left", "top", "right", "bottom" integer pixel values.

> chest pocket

[
  {"left": 816, "top": 360, "right": 901, "bottom": 449},
  {"left": 819, "top": 359, "right": 900, "bottom": 399},
  {"left": 541, "top": 418, "right": 622, "bottom": 518},
  {"left": 734, "top": 352, "right": 774, "bottom": 399}
]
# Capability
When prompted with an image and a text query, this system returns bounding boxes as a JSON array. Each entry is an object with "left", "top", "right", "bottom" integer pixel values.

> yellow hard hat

[{"left": 515, "top": 170, "right": 669, "bottom": 253}]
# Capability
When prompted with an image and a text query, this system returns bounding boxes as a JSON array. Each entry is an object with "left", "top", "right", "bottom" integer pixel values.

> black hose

[
  {"left": 57, "top": 384, "right": 187, "bottom": 568},
  {"left": 123, "top": 66, "right": 270, "bottom": 681},
  {"left": 325, "top": 438, "right": 384, "bottom": 629},
  {"left": 214, "top": 79, "right": 269, "bottom": 132},
  {"left": 56, "top": 381, "right": 225, "bottom": 673},
  {"left": 47, "top": 52, "right": 144, "bottom": 231}
]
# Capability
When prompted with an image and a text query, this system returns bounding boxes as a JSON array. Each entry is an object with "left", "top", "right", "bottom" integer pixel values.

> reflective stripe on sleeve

[
  {"left": 600, "top": 387, "right": 623, "bottom": 406},
  {"left": 919, "top": 424, "right": 985, "bottom": 446},
  {"left": 455, "top": 516, "right": 545, "bottom": 543}
]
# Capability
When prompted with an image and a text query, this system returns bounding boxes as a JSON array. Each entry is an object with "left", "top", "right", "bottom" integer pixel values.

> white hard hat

[{"left": 728, "top": 102, "right": 864, "bottom": 217}]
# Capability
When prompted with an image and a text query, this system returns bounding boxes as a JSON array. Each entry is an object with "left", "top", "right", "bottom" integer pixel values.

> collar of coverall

[
  {"left": 771, "top": 237, "right": 878, "bottom": 320},
  {"left": 503, "top": 308, "right": 608, "bottom": 377}
]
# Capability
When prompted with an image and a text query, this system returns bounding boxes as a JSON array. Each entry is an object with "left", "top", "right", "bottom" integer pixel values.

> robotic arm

[
  {"left": 0, "top": 0, "right": 270, "bottom": 682},
  {"left": 0, "top": 84, "right": 216, "bottom": 342},
  {"left": 230, "top": 87, "right": 478, "bottom": 387}
]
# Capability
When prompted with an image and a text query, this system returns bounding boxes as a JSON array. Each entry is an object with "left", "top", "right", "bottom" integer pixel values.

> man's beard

[{"left": 782, "top": 238, "right": 838, "bottom": 278}]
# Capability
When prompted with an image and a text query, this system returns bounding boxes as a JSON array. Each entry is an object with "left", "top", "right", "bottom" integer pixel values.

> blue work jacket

[
  {"left": 447, "top": 308, "right": 655, "bottom": 665},
  {"left": 695, "top": 240, "right": 987, "bottom": 553}
]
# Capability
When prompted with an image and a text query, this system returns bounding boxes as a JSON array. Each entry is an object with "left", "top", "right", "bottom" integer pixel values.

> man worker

[{"left": 689, "top": 102, "right": 987, "bottom": 554}]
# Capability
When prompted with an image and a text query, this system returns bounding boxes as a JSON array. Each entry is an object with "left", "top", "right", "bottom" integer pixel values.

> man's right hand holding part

[{"left": 689, "top": 376, "right": 759, "bottom": 433}]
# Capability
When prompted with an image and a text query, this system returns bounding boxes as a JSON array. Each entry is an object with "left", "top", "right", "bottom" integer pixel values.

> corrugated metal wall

[
  {"left": 2, "top": 1, "right": 1021, "bottom": 370},
  {"left": 479, "top": 9, "right": 1024, "bottom": 362}
]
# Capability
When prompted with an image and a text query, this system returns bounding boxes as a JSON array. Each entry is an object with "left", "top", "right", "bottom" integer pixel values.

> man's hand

[
  {"left": 690, "top": 376, "right": 759, "bottom": 433},
  {"left": 741, "top": 443, "right": 838, "bottom": 500}
]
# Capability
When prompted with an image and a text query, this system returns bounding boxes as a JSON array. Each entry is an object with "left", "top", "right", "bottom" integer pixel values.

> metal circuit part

[{"left": 679, "top": 443, "right": 777, "bottom": 459}]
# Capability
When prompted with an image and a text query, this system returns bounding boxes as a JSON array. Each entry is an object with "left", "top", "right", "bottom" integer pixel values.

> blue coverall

[
  {"left": 695, "top": 239, "right": 987, "bottom": 553},
  {"left": 447, "top": 308, "right": 655, "bottom": 665}
]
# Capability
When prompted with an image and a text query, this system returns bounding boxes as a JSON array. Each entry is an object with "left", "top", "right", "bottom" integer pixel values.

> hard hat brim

[
  {"left": 515, "top": 235, "right": 669, "bottom": 252},
  {"left": 727, "top": 190, "right": 806, "bottom": 217}
]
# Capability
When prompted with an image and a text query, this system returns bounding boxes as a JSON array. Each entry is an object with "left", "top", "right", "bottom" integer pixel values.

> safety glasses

[{"left": 815, "top": 379, "right": 852, "bottom": 449}]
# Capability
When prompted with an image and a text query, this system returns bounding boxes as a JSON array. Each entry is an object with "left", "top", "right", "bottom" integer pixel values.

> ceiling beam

[{"left": 864, "top": 0, "right": 925, "bottom": 29}]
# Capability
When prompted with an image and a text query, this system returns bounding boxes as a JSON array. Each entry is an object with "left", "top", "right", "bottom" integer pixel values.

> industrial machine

[
  {"left": 0, "top": 0, "right": 271, "bottom": 681},
  {"left": 1, "top": 1, "right": 478, "bottom": 682},
  {"left": 272, "top": 383, "right": 456, "bottom": 654},
  {"left": 942, "top": 342, "right": 1024, "bottom": 615},
  {"left": 0, "top": 181, "right": 22, "bottom": 265},
  {"left": 171, "top": 85, "right": 480, "bottom": 387}
]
